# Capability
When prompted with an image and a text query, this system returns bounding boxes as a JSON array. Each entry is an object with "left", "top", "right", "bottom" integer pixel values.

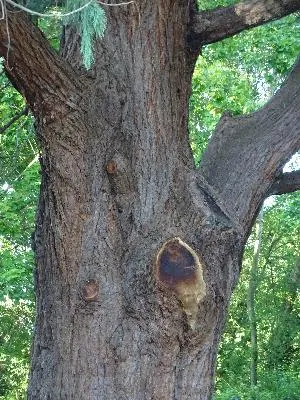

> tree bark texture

[{"left": 0, "top": 1, "right": 300, "bottom": 399}]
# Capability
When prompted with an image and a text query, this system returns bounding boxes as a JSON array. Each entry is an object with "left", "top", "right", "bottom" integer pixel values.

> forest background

[{"left": 0, "top": 1, "right": 299, "bottom": 399}]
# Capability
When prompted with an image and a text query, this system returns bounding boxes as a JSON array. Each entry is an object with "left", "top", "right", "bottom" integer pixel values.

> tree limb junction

[
  {"left": 0, "top": 5, "right": 85, "bottom": 116},
  {"left": 198, "top": 58, "right": 300, "bottom": 235}
]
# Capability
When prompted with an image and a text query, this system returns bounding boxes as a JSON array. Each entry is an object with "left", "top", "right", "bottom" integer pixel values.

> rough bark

[
  {"left": 0, "top": 6, "right": 85, "bottom": 116},
  {"left": 0, "top": 1, "right": 299, "bottom": 400},
  {"left": 189, "top": 0, "right": 300, "bottom": 52}
]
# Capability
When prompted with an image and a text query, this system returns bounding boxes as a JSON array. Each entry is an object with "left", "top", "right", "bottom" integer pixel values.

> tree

[
  {"left": 1, "top": 1, "right": 300, "bottom": 399},
  {"left": 246, "top": 208, "right": 263, "bottom": 398},
  {"left": 215, "top": 191, "right": 300, "bottom": 400}
]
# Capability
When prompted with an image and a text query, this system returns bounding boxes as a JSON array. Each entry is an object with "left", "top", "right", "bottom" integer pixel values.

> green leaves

[
  {"left": 0, "top": 164, "right": 39, "bottom": 302},
  {"left": 215, "top": 193, "right": 300, "bottom": 399},
  {"left": 0, "top": 73, "right": 37, "bottom": 399},
  {"left": 0, "top": 1, "right": 299, "bottom": 398},
  {"left": 0, "top": 298, "right": 34, "bottom": 399},
  {"left": 0, "top": 159, "right": 37, "bottom": 399},
  {"left": 189, "top": 14, "right": 299, "bottom": 166},
  {"left": 189, "top": 55, "right": 257, "bottom": 164}
]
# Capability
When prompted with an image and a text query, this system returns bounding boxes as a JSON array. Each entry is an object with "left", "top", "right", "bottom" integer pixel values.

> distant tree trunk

[
  {"left": 247, "top": 209, "right": 263, "bottom": 397},
  {"left": 1, "top": 1, "right": 300, "bottom": 399},
  {"left": 267, "top": 258, "right": 300, "bottom": 369}
]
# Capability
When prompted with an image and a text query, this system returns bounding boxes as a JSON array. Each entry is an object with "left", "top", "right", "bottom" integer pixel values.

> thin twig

[
  {"left": 5, "top": 0, "right": 93, "bottom": 17},
  {"left": 97, "top": 1, "right": 134, "bottom": 6},
  {"left": 0, "top": 106, "right": 29, "bottom": 134},
  {"left": 4, "top": 0, "right": 133, "bottom": 19}
]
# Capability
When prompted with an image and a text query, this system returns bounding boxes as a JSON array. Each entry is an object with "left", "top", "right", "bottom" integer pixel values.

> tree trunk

[
  {"left": 26, "top": 4, "right": 243, "bottom": 399},
  {"left": 1, "top": 1, "right": 300, "bottom": 400},
  {"left": 247, "top": 209, "right": 263, "bottom": 397}
]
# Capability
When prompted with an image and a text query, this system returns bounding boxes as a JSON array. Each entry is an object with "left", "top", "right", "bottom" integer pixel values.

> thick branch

[
  {"left": 0, "top": 5, "right": 84, "bottom": 116},
  {"left": 198, "top": 58, "right": 300, "bottom": 235},
  {"left": 189, "top": 0, "right": 300, "bottom": 52},
  {"left": 0, "top": 106, "right": 29, "bottom": 134},
  {"left": 268, "top": 170, "right": 300, "bottom": 196}
]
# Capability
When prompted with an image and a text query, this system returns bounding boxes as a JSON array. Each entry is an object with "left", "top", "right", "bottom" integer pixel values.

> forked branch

[
  {"left": 0, "top": 4, "right": 84, "bottom": 116},
  {"left": 189, "top": 0, "right": 300, "bottom": 52},
  {"left": 198, "top": 58, "right": 300, "bottom": 234}
]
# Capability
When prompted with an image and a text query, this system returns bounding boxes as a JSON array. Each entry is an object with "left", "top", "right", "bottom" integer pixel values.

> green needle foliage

[
  {"left": 64, "top": 0, "right": 107, "bottom": 69},
  {"left": 15, "top": 0, "right": 107, "bottom": 69}
]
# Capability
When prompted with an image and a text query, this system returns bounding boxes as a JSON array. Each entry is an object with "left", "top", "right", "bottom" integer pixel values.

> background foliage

[
  {"left": 0, "top": 60, "right": 38, "bottom": 399},
  {"left": 189, "top": 12, "right": 300, "bottom": 164},
  {"left": 0, "top": 3, "right": 299, "bottom": 399},
  {"left": 215, "top": 193, "right": 300, "bottom": 400}
]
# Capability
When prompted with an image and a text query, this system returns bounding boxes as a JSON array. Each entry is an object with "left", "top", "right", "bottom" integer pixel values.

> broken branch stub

[{"left": 155, "top": 237, "right": 206, "bottom": 329}]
